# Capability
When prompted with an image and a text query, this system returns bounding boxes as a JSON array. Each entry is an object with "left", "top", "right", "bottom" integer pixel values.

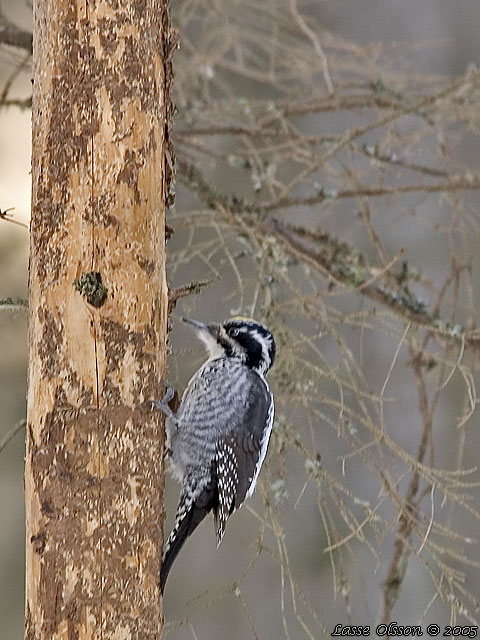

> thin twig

[
  {"left": 418, "top": 485, "right": 436, "bottom": 555},
  {"left": 381, "top": 352, "right": 433, "bottom": 623},
  {"left": 0, "top": 418, "right": 26, "bottom": 455},
  {"left": 0, "top": 207, "right": 29, "bottom": 229},
  {"left": 261, "top": 177, "right": 480, "bottom": 210},
  {"left": 168, "top": 278, "right": 216, "bottom": 309},
  {"left": 288, "top": 0, "right": 334, "bottom": 95},
  {"left": 0, "top": 50, "right": 31, "bottom": 105}
]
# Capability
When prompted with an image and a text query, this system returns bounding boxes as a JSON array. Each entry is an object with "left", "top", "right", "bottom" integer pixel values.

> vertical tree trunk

[{"left": 26, "top": 1, "right": 173, "bottom": 638}]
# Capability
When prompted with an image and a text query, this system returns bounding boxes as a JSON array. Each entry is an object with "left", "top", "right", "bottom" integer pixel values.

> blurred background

[{"left": 1, "top": 0, "right": 480, "bottom": 638}]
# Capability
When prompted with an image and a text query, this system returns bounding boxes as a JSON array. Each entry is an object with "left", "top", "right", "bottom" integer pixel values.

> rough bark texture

[{"left": 26, "top": 1, "right": 174, "bottom": 638}]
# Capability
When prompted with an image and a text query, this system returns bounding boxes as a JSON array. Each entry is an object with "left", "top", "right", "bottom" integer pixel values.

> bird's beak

[{"left": 182, "top": 317, "right": 219, "bottom": 338}]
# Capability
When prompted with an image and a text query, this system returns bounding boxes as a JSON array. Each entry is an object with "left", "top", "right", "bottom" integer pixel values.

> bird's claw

[
  {"left": 162, "top": 382, "right": 175, "bottom": 405},
  {"left": 154, "top": 382, "right": 176, "bottom": 418}
]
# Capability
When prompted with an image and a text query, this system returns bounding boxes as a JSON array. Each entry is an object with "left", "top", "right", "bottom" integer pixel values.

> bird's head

[{"left": 182, "top": 316, "right": 276, "bottom": 376}]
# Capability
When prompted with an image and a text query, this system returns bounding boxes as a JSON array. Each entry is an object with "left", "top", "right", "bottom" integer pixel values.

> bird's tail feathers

[{"left": 160, "top": 477, "right": 215, "bottom": 594}]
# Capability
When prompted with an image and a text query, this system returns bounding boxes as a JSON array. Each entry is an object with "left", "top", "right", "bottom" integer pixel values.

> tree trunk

[{"left": 26, "top": 1, "right": 173, "bottom": 638}]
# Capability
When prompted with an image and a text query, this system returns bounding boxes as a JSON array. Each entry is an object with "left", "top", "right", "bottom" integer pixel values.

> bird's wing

[{"left": 214, "top": 371, "right": 274, "bottom": 544}]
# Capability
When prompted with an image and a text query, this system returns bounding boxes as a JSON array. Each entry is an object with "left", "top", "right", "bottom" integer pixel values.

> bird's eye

[{"left": 230, "top": 328, "right": 240, "bottom": 337}]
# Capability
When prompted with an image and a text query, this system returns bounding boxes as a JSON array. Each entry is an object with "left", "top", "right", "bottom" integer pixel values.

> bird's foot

[{"left": 153, "top": 382, "right": 176, "bottom": 418}]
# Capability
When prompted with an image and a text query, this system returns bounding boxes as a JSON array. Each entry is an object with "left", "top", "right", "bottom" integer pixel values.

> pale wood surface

[{"left": 26, "top": 2, "right": 172, "bottom": 637}]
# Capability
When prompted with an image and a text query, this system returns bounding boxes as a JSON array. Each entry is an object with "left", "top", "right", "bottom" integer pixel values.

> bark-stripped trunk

[{"left": 26, "top": 1, "right": 173, "bottom": 638}]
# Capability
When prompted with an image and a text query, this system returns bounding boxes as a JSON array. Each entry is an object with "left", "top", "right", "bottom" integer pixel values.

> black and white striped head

[{"left": 182, "top": 316, "right": 276, "bottom": 376}]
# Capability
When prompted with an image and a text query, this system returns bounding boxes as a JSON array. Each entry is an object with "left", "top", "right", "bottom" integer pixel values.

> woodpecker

[{"left": 158, "top": 316, "right": 276, "bottom": 593}]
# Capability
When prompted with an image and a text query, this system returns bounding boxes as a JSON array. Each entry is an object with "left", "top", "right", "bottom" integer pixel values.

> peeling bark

[{"left": 26, "top": 1, "right": 173, "bottom": 638}]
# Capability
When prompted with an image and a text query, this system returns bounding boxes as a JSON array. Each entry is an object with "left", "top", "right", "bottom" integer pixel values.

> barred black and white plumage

[{"left": 159, "top": 316, "right": 276, "bottom": 593}]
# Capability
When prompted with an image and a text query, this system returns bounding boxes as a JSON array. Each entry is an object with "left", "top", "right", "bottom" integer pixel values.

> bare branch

[
  {"left": 168, "top": 278, "right": 217, "bottom": 310},
  {"left": 288, "top": 0, "right": 334, "bottom": 95},
  {"left": 269, "top": 220, "right": 479, "bottom": 346},
  {"left": 262, "top": 177, "right": 480, "bottom": 210},
  {"left": 0, "top": 206, "right": 29, "bottom": 229},
  {"left": 0, "top": 50, "right": 31, "bottom": 106},
  {"left": 178, "top": 161, "right": 480, "bottom": 351},
  {"left": 0, "top": 19, "right": 32, "bottom": 53},
  {"left": 0, "top": 297, "right": 28, "bottom": 311},
  {"left": 381, "top": 352, "right": 433, "bottom": 622},
  {"left": 0, "top": 418, "right": 26, "bottom": 455}
]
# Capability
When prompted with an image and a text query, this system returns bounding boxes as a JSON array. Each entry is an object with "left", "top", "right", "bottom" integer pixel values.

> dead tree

[{"left": 25, "top": 1, "right": 174, "bottom": 637}]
